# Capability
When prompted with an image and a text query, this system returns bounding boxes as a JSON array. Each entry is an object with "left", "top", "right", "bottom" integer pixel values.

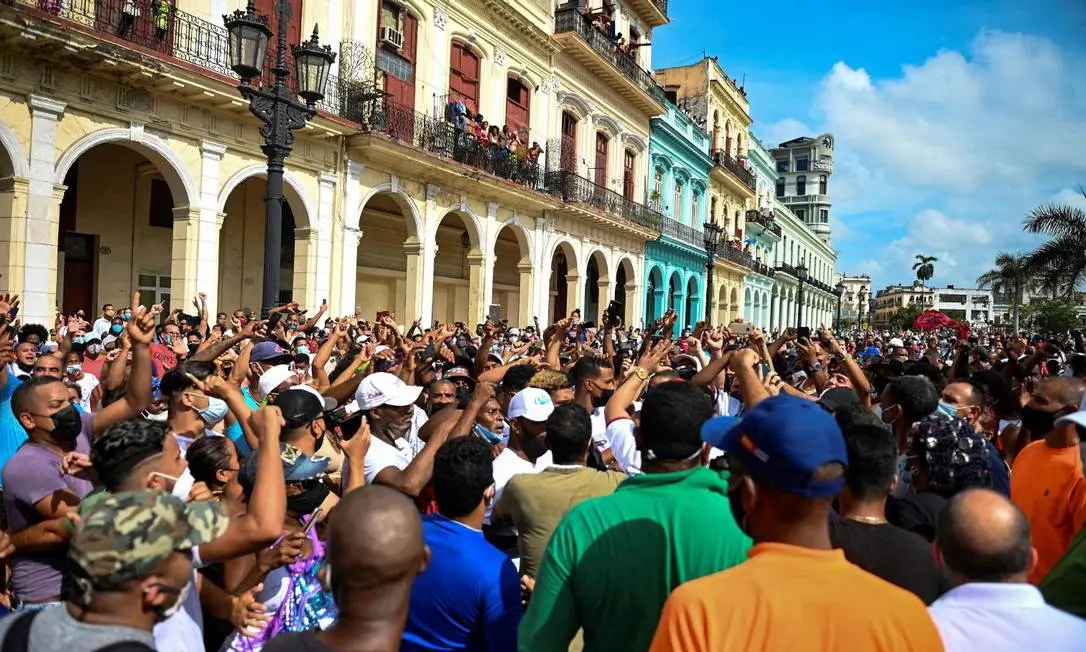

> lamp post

[
  {"left": 835, "top": 281, "right": 846, "bottom": 332},
  {"left": 795, "top": 261, "right": 808, "bottom": 329},
  {"left": 703, "top": 221, "right": 724, "bottom": 323},
  {"left": 224, "top": 0, "right": 335, "bottom": 317}
]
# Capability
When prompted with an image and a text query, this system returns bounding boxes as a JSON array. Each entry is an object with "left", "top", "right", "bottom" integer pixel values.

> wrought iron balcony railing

[
  {"left": 12, "top": 0, "right": 348, "bottom": 119},
  {"left": 711, "top": 149, "right": 756, "bottom": 191},
  {"left": 544, "top": 170, "right": 662, "bottom": 232},
  {"left": 776, "top": 262, "right": 798, "bottom": 277},
  {"left": 718, "top": 244, "right": 752, "bottom": 269},
  {"left": 749, "top": 259, "right": 774, "bottom": 277},
  {"left": 355, "top": 99, "right": 547, "bottom": 190},
  {"left": 553, "top": 5, "right": 667, "bottom": 105},
  {"left": 744, "top": 209, "right": 782, "bottom": 237},
  {"left": 659, "top": 216, "right": 703, "bottom": 249},
  {"left": 652, "top": 0, "right": 669, "bottom": 15}
]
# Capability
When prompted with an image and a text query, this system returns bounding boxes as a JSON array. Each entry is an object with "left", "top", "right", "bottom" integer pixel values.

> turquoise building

[{"left": 645, "top": 102, "right": 713, "bottom": 330}]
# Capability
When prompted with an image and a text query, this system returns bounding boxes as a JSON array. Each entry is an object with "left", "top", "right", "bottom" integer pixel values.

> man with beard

[
  {"left": 1010, "top": 376, "right": 1086, "bottom": 583},
  {"left": 0, "top": 489, "right": 229, "bottom": 651},
  {"left": 569, "top": 357, "right": 616, "bottom": 463}
]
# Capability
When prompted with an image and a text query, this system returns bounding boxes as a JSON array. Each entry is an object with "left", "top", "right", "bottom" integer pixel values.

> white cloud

[
  {"left": 818, "top": 30, "right": 1086, "bottom": 193},
  {"left": 1049, "top": 187, "right": 1086, "bottom": 210},
  {"left": 761, "top": 118, "right": 812, "bottom": 150}
]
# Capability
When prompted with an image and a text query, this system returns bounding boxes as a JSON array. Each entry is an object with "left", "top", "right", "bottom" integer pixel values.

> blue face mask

[
  {"left": 110, "top": 324, "right": 123, "bottom": 335},
  {"left": 122, "top": 311, "right": 132, "bottom": 320},
  {"left": 191, "top": 394, "right": 229, "bottom": 426},
  {"left": 473, "top": 423, "right": 503, "bottom": 445},
  {"left": 72, "top": 337, "right": 85, "bottom": 345},
  {"left": 73, "top": 403, "right": 85, "bottom": 415},
  {"left": 936, "top": 400, "right": 959, "bottom": 418},
  {"left": 297, "top": 346, "right": 310, "bottom": 356}
]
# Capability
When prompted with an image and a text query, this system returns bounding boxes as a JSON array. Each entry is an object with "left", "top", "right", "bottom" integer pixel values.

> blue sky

[{"left": 652, "top": 0, "right": 1086, "bottom": 291}]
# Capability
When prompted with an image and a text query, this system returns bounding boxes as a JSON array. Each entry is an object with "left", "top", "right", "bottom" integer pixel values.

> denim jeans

[{"left": 14, "top": 600, "right": 62, "bottom": 613}]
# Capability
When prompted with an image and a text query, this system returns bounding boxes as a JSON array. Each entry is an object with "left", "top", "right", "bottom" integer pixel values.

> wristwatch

[
  {"left": 808, "top": 362, "right": 824, "bottom": 373},
  {"left": 630, "top": 366, "right": 649, "bottom": 381}
]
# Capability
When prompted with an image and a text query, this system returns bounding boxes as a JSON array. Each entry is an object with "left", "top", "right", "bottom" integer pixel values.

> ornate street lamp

[
  {"left": 795, "top": 260, "right": 808, "bottom": 329},
  {"left": 225, "top": 0, "right": 335, "bottom": 317},
  {"left": 835, "top": 281, "right": 846, "bottom": 332},
  {"left": 703, "top": 221, "right": 724, "bottom": 323}
]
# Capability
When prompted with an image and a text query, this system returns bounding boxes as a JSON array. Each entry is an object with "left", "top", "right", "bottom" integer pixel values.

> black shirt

[
  {"left": 829, "top": 514, "right": 946, "bottom": 605},
  {"left": 886, "top": 492, "right": 948, "bottom": 542}
]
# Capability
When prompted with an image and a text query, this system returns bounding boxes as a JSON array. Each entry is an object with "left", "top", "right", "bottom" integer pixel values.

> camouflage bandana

[{"left": 69, "top": 489, "right": 229, "bottom": 592}]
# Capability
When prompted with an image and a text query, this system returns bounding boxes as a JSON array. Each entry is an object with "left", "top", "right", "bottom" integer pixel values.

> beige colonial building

[{"left": 0, "top": 0, "right": 671, "bottom": 329}]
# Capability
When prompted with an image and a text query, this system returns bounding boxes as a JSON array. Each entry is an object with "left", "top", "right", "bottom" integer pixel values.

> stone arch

[
  {"left": 550, "top": 237, "right": 580, "bottom": 274},
  {"left": 621, "top": 133, "right": 647, "bottom": 154},
  {"left": 651, "top": 152, "right": 674, "bottom": 171},
  {"left": 433, "top": 207, "right": 483, "bottom": 251},
  {"left": 354, "top": 183, "right": 423, "bottom": 236},
  {"left": 585, "top": 248, "right": 610, "bottom": 282},
  {"left": 217, "top": 164, "right": 316, "bottom": 228},
  {"left": 493, "top": 216, "right": 532, "bottom": 261},
  {"left": 593, "top": 114, "right": 622, "bottom": 138},
  {"left": 54, "top": 127, "right": 198, "bottom": 209},
  {"left": 0, "top": 120, "right": 28, "bottom": 179},
  {"left": 556, "top": 91, "right": 592, "bottom": 121}
]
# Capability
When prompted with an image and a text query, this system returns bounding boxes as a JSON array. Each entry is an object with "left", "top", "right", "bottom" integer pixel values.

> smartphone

[
  {"left": 376, "top": 309, "right": 390, "bottom": 320},
  {"left": 797, "top": 326, "right": 811, "bottom": 340},
  {"left": 728, "top": 321, "right": 753, "bottom": 336},
  {"left": 266, "top": 311, "right": 282, "bottom": 330},
  {"left": 488, "top": 305, "right": 502, "bottom": 322},
  {"left": 303, "top": 508, "right": 323, "bottom": 536},
  {"left": 604, "top": 300, "right": 622, "bottom": 328}
]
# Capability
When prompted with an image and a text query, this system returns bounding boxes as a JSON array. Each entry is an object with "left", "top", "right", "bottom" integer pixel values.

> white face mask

[
  {"left": 157, "top": 578, "right": 192, "bottom": 620},
  {"left": 151, "top": 468, "right": 195, "bottom": 501},
  {"left": 142, "top": 410, "right": 169, "bottom": 422}
]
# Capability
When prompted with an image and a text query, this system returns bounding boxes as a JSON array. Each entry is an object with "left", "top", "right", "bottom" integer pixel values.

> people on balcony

[{"left": 444, "top": 102, "right": 542, "bottom": 184}]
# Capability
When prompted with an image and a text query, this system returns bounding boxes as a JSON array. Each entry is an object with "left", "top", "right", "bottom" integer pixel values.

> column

[
  {"left": 596, "top": 278, "right": 612, "bottom": 323},
  {"left": 479, "top": 202, "right": 499, "bottom": 320},
  {"left": 337, "top": 226, "right": 362, "bottom": 315},
  {"left": 24, "top": 94, "right": 66, "bottom": 327},
  {"left": 403, "top": 236, "right": 430, "bottom": 325},
  {"left": 193, "top": 141, "right": 226, "bottom": 315},
  {"left": 769, "top": 292, "right": 777, "bottom": 332},
  {"left": 566, "top": 273, "right": 582, "bottom": 317},
  {"left": 292, "top": 226, "right": 320, "bottom": 309},
  {"left": 0, "top": 178, "right": 30, "bottom": 307},
  {"left": 625, "top": 278, "right": 641, "bottom": 329},
  {"left": 312, "top": 172, "right": 336, "bottom": 308},
  {"left": 467, "top": 251, "right": 485, "bottom": 325},
  {"left": 517, "top": 261, "right": 534, "bottom": 328},
  {"left": 169, "top": 206, "right": 201, "bottom": 311}
]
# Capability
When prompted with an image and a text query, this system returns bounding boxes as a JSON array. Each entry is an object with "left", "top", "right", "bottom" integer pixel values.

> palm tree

[
  {"left": 1023, "top": 190, "right": 1086, "bottom": 298},
  {"left": 913, "top": 255, "right": 937, "bottom": 287},
  {"left": 977, "top": 252, "right": 1033, "bottom": 333}
]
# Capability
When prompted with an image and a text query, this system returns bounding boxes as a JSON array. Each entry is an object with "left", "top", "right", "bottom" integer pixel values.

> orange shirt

[
  {"left": 649, "top": 543, "right": 944, "bottom": 652},
  {"left": 1011, "top": 440, "right": 1086, "bottom": 583}
]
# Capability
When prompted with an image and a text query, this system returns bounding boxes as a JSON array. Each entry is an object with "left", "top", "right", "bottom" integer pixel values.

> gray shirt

[{"left": 0, "top": 604, "right": 155, "bottom": 651}]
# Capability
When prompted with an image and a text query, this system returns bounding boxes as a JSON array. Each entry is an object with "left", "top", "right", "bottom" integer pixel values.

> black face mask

[
  {"left": 592, "top": 389, "right": 614, "bottom": 409},
  {"left": 287, "top": 482, "right": 330, "bottom": 516},
  {"left": 728, "top": 483, "right": 748, "bottom": 535},
  {"left": 872, "top": 375, "right": 890, "bottom": 396},
  {"left": 1020, "top": 405, "right": 1062, "bottom": 440},
  {"left": 43, "top": 404, "right": 82, "bottom": 442}
]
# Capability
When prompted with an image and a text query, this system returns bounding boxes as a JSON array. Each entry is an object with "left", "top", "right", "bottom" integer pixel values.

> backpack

[{"left": 1, "top": 610, "right": 155, "bottom": 652}]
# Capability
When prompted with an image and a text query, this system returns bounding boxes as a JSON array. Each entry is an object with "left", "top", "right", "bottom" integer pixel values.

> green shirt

[
  {"left": 1040, "top": 522, "right": 1086, "bottom": 617},
  {"left": 518, "top": 467, "right": 752, "bottom": 652}
]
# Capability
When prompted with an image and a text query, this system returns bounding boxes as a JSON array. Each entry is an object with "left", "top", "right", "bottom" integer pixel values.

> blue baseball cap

[
  {"left": 700, "top": 395, "right": 847, "bottom": 498},
  {"left": 250, "top": 341, "right": 293, "bottom": 364}
]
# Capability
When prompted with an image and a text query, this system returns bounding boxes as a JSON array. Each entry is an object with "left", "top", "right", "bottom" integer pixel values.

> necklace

[{"left": 844, "top": 514, "right": 887, "bottom": 525}]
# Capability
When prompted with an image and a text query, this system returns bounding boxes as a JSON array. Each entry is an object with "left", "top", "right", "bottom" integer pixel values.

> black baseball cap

[{"left": 275, "top": 386, "right": 337, "bottom": 429}]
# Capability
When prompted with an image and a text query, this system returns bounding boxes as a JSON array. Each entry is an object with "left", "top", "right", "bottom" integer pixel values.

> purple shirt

[{"left": 2, "top": 411, "right": 95, "bottom": 602}]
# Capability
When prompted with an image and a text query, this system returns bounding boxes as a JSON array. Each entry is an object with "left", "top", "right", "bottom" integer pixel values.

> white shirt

[
  {"left": 362, "top": 406, "right": 428, "bottom": 483},
  {"left": 606, "top": 417, "right": 640, "bottom": 475},
  {"left": 929, "top": 582, "right": 1086, "bottom": 652},
  {"left": 590, "top": 406, "right": 610, "bottom": 452},
  {"left": 72, "top": 373, "right": 99, "bottom": 411},
  {"left": 91, "top": 317, "right": 112, "bottom": 340},
  {"left": 485, "top": 448, "right": 552, "bottom": 528},
  {"left": 153, "top": 558, "right": 204, "bottom": 652},
  {"left": 714, "top": 389, "right": 743, "bottom": 418}
]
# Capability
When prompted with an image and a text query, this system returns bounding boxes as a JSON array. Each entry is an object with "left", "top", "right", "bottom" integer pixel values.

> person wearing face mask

[
  {"left": 651, "top": 395, "right": 942, "bottom": 652},
  {"left": 356, "top": 373, "right": 441, "bottom": 498},
  {"left": 0, "top": 489, "right": 229, "bottom": 651},
  {"left": 78, "top": 336, "right": 108, "bottom": 380},
  {"left": 89, "top": 303, "right": 116, "bottom": 340},
  {"left": 273, "top": 386, "right": 343, "bottom": 494},
  {"left": 940, "top": 380, "right": 1010, "bottom": 497},
  {"left": 158, "top": 363, "right": 245, "bottom": 452},
  {"left": 401, "top": 437, "right": 522, "bottom": 651},
  {"left": 1010, "top": 376, "right": 1086, "bottom": 584},
  {"left": 520, "top": 382, "right": 749, "bottom": 652},
  {"left": 425, "top": 379, "right": 458, "bottom": 415},
  {"left": 570, "top": 357, "right": 617, "bottom": 462},
  {"left": 64, "top": 350, "right": 100, "bottom": 413},
  {"left": 877, "top": 375, "right": 939, "bottom": 496}
]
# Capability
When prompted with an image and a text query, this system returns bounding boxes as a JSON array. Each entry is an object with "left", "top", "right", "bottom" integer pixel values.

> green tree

[
  {"left": 977, "top": 252, "right": 1034, "bottom": 334},
  {"left": 1023, "top": 188, "right": 1086, "bottom": 298},
  {"left": 888, "top": 304, "right": 925, "bottom": 331},
  {"left": 1025, "top": 299, "right": 1081, "bottom": 333},
  {"left": 913, "top": 255, "right": 937, "bottom": 287},
  {"left": 943, "top": 309, "right": 966, "bottom": 322}
]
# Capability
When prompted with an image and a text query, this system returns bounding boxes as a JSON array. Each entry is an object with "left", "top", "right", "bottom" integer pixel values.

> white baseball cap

[
  {"left": 888, "top": 337, "right": 904, "bottom": 348},
  {"left": 257, "top": 364, "right": 297, "bottom": 398},
  {"left": 354, "top": 372, "right": 423, "bottom": 410},
  {"left": 1055, "top": 393, "right": 1086, "bottom": 429},
  {"left": 508, "top": 387, "right": 554, "bottom": 423}
]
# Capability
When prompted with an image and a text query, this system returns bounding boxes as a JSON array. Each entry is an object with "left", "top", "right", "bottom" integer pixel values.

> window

[
  {"left": 796, "top": 158, "right": 809, "bottom": 171},
  {"left": 691, "top": 190, "right": 700, "bottom": 224},
  {"left": 776, "top": 160, "right": 788, "bottom": 172},
  {"left": 149, "top": 178, "right": 174, "bottom": 229},
  {"left": 819, "top": 175, "right": 827, "bottom": 194},
  {"left": 796, "top": 175, "right": 806, "bottom": 196},
  {"left": 137, "top": 274, "right": 171, "bottom": 310},
  {"left": 674, "top": 179, "right": 683, "bottom": 218},
  {"left": 653, "top": 168, "right": 664, "bottom": 208},
  {"left": 623, "top": 150, "right": 635, "bottom": 200},
  {"left": 449, "top": 42, "right": 480, "bottom": 113},
  {"left": 795, "top": 209, "right": 806, "bottom": 221},
  {"left": 819, "top": 209, "right": 828, "bottom": 223},
  {"left": 775, "top": 178, "right": 784, "bottom": 197},
  {"left": 505, "top": 77, "right": 530, "bottom": 132},
  {"left": 561, "top": 112, "right": 577, "bottom": 172},
  {"left": 594, "top": 132, "right": 609, "bottom": 187}
]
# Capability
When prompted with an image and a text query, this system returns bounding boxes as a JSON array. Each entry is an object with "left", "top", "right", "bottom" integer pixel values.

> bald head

[
  {"left": 936, "top": 488, "right": 1032, "bottom": 584},
  {"left": 1043, "top": 376, "right": 1086, "bottom": 408},
  {"left": 327, "top": 485, "right": 427, "bottom": 594}
]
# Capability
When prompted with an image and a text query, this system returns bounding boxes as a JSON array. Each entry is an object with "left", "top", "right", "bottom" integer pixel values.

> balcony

[
  {"left": 553, "top": 4, "right": 667, "bottom": 115},
  {"left": 711, "top": 149, "right": 756, "bottom": 196},
  {"left": 744, "top": 209, "right": 782, "bottom": 239},
  {"left": 717, "top": 244, "right": 752, "bottom": 270},
  {"left": 544, "top": 170, "right": 662, "bottom": 235},
  {"left": 659, "top": 217, "right": 703, "bottom": 249},
  {"left": 776, "top": 262, "right": 798, "bottom": 278},
  {"left": 6, "top": 0, "right": 350, "bottom": 121},
  {"left": 622, "top": 0, "right": 669, "bottom": 27},
  {"left": 781, "top": 194, "right": 830, "bottom": 204},
  {"left": 353, "top": 99, "right": 556, "bottom": 209},
  {"left": 748, "top": 258, "right": 774, "bottom": 278}
]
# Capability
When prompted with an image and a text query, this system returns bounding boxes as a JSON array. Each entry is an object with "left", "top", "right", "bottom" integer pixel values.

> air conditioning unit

[{"left": 381, "top": 26, "right": 404, "bottom": 49}]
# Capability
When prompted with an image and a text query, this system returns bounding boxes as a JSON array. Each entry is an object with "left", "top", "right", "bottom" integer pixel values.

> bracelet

[{"left": 354, "top": 361, "right": 370, "bottom": 376}]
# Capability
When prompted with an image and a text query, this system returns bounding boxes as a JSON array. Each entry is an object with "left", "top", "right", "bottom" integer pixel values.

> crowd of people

[{"left": 0, "top": 289, "right": 1084, "bottom": 650}]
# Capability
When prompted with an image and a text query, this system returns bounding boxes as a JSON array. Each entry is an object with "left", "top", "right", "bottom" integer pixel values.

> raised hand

[
  {"left": 338, "top": 416, "right": 372, "bottom": 462},
  {"left": 0, "top": 293, "right": 19, "bottom": 319},
  {"left": 185, "top": 372, "right": 231, "bottom": 398},
  {"left": 248, "top": 405, "right": 285, "bottom": 442},
  {"left": 125, "top": 292, "right": 159, "bottom": 346}
]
